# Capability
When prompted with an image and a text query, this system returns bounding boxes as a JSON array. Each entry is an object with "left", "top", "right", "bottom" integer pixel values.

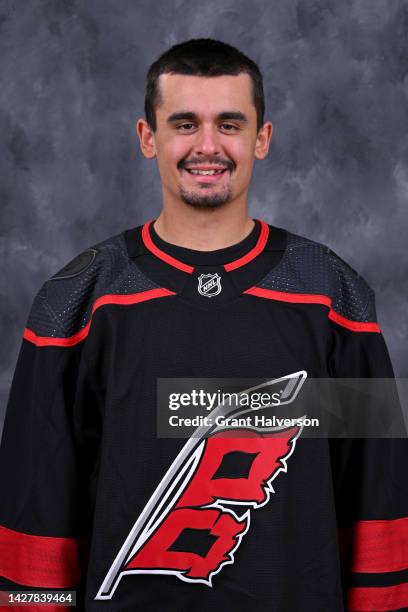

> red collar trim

[
  {"left": 141, "top": 219, "right": 269, "bottom": 273},
  {"left": 141, "top": 221, "right": 194, "bottom": 274},
  {"left": 224, "top": 220, "right": 269, "bottom": 271}
]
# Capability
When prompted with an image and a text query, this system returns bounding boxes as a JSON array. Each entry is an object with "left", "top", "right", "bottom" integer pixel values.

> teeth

[{"left": 187, "top": 169, "right": 225, "bottom": 175}]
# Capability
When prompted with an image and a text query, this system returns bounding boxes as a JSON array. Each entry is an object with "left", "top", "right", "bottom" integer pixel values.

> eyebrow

[{"left": 166, "top": 111, "right": 249, "bottom": 124}]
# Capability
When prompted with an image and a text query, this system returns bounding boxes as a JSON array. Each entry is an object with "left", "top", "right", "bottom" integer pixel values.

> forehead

[{"left": 156, "top": 73, "right": 255, "bottom": 118}]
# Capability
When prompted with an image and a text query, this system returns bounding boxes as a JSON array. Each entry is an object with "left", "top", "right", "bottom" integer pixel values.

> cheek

[
  {"left": 155, "top": 138, "right": 187, "bottom": 174},
  {"left": 162, "top": 139, "right": 189, "bottom": 165},
  {"left": 225, "top": 138, "right": 255, "bottom": 165}
]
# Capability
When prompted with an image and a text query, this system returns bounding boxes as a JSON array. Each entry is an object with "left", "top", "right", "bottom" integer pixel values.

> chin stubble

[{"left": 178, "top": 184, "right": 233, "bottom": 209}]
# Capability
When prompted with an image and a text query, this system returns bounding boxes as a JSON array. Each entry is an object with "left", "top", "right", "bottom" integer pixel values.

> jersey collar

[{"left": 140, "top": 219, "right": 270, "bottom": 274}]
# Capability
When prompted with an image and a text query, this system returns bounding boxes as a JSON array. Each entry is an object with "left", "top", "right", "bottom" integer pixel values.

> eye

[
  {"left": 176, "top": 123, "right": 239, "bottom": 132},
  {"left": 176, "top": 123, "right": 196, "bottom": 131},
  {"left": 220, "top": 123, "right": 239, "bottom": 131}
]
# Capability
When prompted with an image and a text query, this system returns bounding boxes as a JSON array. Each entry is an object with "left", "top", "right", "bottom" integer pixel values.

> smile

[
  {"left": 186, "top": 168, "right": 226, "bottom": 175},
  {"left": 183, "top": 167, "right": 229, "bottom": 183}
]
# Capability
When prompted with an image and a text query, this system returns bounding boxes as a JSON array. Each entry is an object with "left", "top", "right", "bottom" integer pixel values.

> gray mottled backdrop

[{"left": 1, "top": 0, "right": 407, "bottom": 428}]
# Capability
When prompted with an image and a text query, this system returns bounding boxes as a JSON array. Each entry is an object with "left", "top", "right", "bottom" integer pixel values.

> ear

[
  {"left": 254, "top": 121, "right": 273, "bottom": 160},
  {"left": 136, "top": 119, "right": 157, "bottom": 159}
]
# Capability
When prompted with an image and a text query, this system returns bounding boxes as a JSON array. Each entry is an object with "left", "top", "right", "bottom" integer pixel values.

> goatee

[{"left": 179, "top": 185, "right": 233, "bottom": 209}]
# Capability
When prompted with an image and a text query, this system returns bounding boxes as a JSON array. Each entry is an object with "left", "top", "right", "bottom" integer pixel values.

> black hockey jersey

[{"left": 0, "top": 218, "right": 407, "bottom": 611}]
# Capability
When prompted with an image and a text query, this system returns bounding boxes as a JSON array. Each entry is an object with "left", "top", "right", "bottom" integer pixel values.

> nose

[{"left": 193, "top": 123, "right": 222, "bottom": 157}]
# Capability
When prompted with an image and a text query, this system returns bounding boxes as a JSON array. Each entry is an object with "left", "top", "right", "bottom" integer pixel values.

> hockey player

[{"left": 0, "top": 38, "right": 407, "bottom": 611}]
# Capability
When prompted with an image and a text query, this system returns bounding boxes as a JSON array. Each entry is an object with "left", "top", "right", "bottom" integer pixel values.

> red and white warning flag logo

[{"left": 96, "top": 371, "right": 307, "bottom": 600}]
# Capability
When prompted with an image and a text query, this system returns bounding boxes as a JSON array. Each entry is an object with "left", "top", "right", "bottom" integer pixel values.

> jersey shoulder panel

[
  {"left": 258, "top": 230, "right": 376, "bottom": 323},
  {"left": 26, "top": 232, "right": 159, "bottom": 339}
]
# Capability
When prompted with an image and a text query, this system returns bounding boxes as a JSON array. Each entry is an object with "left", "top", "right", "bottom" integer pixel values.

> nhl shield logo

[{"left": 197, "top": 273, "right": 222, "bottom": 298}]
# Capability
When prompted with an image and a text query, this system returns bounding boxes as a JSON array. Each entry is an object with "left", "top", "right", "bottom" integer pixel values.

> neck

[{"left": 153, "top": 206, "right": 255, "bottom": 252}]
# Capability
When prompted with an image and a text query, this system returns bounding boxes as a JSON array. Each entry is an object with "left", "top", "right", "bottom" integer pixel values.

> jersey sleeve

[
  {"left": 328, "top": 280, "right": 408, "bottom": 612},
  {"left": 0, "top": 276, "right": 101, "bottom": 608}
]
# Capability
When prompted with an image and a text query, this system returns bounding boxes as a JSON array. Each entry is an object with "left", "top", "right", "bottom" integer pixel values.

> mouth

[{"left": 182, "top": 167, "right": 230, "bottom": 184}]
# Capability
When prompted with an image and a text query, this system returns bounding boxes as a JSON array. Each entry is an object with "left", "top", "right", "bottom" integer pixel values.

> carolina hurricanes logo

[{"left": 96, "top": 372, "right": 307, "bottom": 600}]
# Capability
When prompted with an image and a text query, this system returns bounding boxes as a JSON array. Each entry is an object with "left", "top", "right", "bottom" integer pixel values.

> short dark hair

[{"left": 144, "top": 38, "right": 265, "bottom": 133}]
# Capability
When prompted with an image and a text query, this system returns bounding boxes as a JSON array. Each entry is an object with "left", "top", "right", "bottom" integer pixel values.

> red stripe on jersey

[
  {"left": 142, "top": 219, "right": 269, "bottom": 273},
  {"left": 339, "top": 517, "right": 408, "bottom": 574},
  {"left": 23, "top": 287, "right": 176, "bottom": 347},
  {"left": 0, "top": 524, "right": 85, "bottom": 588},
  {"left": 142, "top": 220, "right": 195, "bottom": 273},
  {"left": 224, "top": 219, "right": 269, "bottom": 271},
  {"left": 348, "top": 582, "right": 408, "bottom": 611},
  {"left": 244, "top": 286, "right": 381, "bottom": 333},
  {"left": 328, "top": 310, "right": 380, "bottom": 333},
  {"left": 24, "top": 323, "right": 91, "bottom": 347}
]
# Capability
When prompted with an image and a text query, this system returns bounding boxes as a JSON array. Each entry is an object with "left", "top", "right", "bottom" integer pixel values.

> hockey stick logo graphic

[{"left": 96, "top": 371, "right": 307, "bottom": 600}]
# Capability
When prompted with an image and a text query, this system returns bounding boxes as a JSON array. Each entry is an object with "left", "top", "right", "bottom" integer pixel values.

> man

[{"left": 0, "top": 38, "right": 406, "bottom": 611}]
